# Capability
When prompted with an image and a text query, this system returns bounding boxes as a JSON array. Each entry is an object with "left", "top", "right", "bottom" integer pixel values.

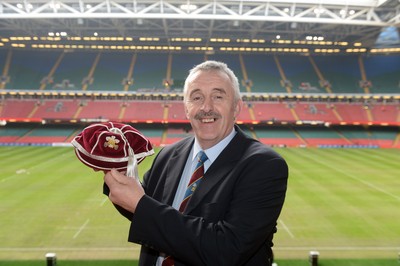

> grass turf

[
  {"left": 0, "top": 146, "right": 399, "bottom": 262},
  {"left": 0, "top": 259, "right": 399, "bottom": 266}
]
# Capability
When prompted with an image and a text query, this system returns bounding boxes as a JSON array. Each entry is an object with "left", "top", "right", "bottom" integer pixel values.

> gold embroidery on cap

[{"left": 104, "top": 136, "right": 120, "bottom": 150}]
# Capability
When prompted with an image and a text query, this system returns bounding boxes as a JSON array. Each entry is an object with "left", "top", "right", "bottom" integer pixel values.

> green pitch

[{"left": 0, "top": 146, "right": 399, "bottom": 262}]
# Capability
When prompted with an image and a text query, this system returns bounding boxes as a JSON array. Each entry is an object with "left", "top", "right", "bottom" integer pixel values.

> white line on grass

[
  {"left": 1, "top": 169, "right": 30, "bottom": 183},
  {"left": 279, "top": 219, "right": 295, "bottom": 238},
  {"left": 73, "top": 219, "right": 90, "bottom": 239},
  {"left": 303, "top": 151, "right": 400, "bottom": 202},
  {"left": 100, "top": 197, "right": 108, "bottom": 206},
  {"left": 0, "top": 247, "right": 140, "bottom": 252},
  {"left": 1, "top": 246, "right": 398, "bottom": 252},
  {"left": 330, "top": 165, "right": 400, "bottom": 201},
  {"left": 275, "top": 246, "right": 400, "bottom": 251},
  {"left": 1, "top": 150, "right": 68, "bottom": 183}
]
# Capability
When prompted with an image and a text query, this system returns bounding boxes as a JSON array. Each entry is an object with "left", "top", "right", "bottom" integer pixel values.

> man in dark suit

[{"left": 104, "top": 60, "right": 289, "bottom": 266}]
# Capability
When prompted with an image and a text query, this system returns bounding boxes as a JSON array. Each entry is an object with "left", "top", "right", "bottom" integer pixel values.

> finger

[
  {"left": 110, "top": 168, "right": 129, "bottom": 184},
  {"left": 104, "top": 170, "right": 115, "bottom": 186}
]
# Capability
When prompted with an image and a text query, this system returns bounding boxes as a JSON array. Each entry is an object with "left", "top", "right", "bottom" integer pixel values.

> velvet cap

[{"left": 71, "top": 122, "right": 154, "bottom": 172}]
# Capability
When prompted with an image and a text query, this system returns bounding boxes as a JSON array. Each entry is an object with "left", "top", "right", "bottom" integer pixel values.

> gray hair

[{"left": 183, "top": 60, "right": 241, "bottom": 102}]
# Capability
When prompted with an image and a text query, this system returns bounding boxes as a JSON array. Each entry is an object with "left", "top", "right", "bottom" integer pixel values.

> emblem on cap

[{"left": 104, "top": 136, "right": 120, "bottom": 150}]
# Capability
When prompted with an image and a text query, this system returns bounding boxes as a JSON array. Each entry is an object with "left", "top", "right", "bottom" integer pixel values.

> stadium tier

[
  {"left": 1, "top": 97, "right": 399, "bottom": 148},
  {"left": 1, "top": 99, "right": 398, "bottom": 125},
  {"left": 0, "top": 124, "right": 79, "bottom": 144},
  {"left": 123, "top": 101, "right": 165, "bottom": 122},
  {"left": 0, "top": 49, "right": 398, "bottom": 148},
  {"left": 0, "top": 49, "right": 399, "bottom": 93},
  {"left": 1, "top": 123, "right": 398, "bottom": 148}
]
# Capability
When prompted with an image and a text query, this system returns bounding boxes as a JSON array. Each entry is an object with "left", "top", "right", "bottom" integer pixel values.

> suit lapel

[
  {"left": 184, "top": 127, "right": 251, "bottom": 214},
  {"left": 162, "top": 138, "right": 194, "bottom": 205}
]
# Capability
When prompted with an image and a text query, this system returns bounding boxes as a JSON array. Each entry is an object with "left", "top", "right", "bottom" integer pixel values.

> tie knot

[{"left": 197, "top": 151, "right": 208, "bottom": 164}]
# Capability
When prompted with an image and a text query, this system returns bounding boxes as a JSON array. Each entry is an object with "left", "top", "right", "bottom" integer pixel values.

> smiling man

[
  {"left": 104, "top": 60, "right": 289, "bottom": 266},
  {"left": 184, "top": 62, "right": 242, "bottom": 150}
]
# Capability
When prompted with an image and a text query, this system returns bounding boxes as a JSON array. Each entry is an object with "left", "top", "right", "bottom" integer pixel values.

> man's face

[{"left": 184, "top": 70, "right": 242, "bottom": 150}]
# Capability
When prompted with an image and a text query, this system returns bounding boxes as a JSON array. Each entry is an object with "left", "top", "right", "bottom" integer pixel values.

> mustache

[{"left": 194, "top": 111, "right": 222, "bottom": 120}]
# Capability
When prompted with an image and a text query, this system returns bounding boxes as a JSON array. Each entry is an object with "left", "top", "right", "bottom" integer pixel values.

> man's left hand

[{"left": 104, "top": 169, "right": 145, "bottom": 213}]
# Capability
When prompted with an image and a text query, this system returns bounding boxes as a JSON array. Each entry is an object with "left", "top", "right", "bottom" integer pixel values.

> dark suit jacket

[{"left": 120, "top": 125, "right": 288, "bottom": 266}]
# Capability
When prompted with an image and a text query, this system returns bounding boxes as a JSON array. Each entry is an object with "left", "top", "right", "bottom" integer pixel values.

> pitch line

[
  {"left": 0, "top": 247, "right": 139, "bottom": 252},
  {"left": 1, "top": 151, "right": 67, "bottom": 183},
  {"left": 0, "top": 246, "right": 398, "bottom": 252},
  {"left": 279, "top": 219, "right": 295, "bottom": 239},
  {"left": 275, "top": 246, "right": 400, "bottom": 251},
  {"left": 73, "top": 219, "right": 90, "bottom": 239},
  {"left": 100, "top": 197, "right": 108, "bottom": 206},
  {"left": 302, "top": 151, "right": 400, "bottom": 202},
  {"left": 330, "top": 166, "right": 400, "bottom": 201}
]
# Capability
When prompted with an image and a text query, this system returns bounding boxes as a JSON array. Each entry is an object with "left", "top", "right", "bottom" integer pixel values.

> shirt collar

[{"left": 192, "top": 127, "right": 236, "bottom": 164}]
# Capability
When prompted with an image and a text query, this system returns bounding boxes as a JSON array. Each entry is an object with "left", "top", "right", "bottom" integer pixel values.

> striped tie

[
  {"left": 162, "top": 151, "right": 208, "bottom": 266},
  {"left": 179, "top": 150, "right": 208, "bottom": 212}
]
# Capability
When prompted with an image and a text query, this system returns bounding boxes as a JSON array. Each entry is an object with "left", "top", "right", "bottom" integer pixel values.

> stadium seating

[
  {"left": 4, "top": 50, "right": 59, "bottom": 90},
  {"left": 1, "top": 98, "right": 398, "bottom": 124},
  {"left": 337, "top": 126, "right": 398, "bottom": 148},
  {"left": 252, "top": 126, "right": 305, "bottom": 147},
  {"left": 76, "top": 100, "right": 122, "bottom": 120},
  {"left": 1, "top": 49, "right": 399, "bottom": 94},
  {"left": 17, "top": 124, "right": 76, "bottom": 143},
  {"left": 239, "top": 54, "right": 284, "bottom": 93},
  {"left": 90, "top": 52, "right": 132, "bottom": 91},
  {"left": 293, "top": 103, "right": 338, "bottom": 123},
  {"left": 5, "top": 98, "right": 396, "bottom": 126},
  {"left": 362, "top": 55, "right": 400, "bottom": 93},
  {"left": 166, "top": 102, "right": 187, "bottom": 122},
  {"left": 0, "top": 124, "right": 33, "bottom": 142},
  {"left": 133, "top": 53, "right": 169, "bottom": 90},
  {"left": 370, "top": 104, "right": 398, "bottom": 123},
  {"left": 0, "top": 49, "right": 398, "bottom": 148},
  {"left": 123, "top": 101, "right": 165, "bottom": 122},
  {"left": 170, "top": 53, "right": 205, "bottom": 89},
  {"left": 0, "top": 124, "right": 77, "bottom": 143},
  {"left": 51, "top": 51, "right": 97, "bottom": 90},
  {"left": 312, "top": 55, "right": 362, "bottom": 93},
  {"left": 31, "top": 99, "right": 79, "bottom": 119},
  {"left": 252, "top": 102, "right": 295, "bottom": 122},
  {"left": 1, "top": 99, "right": 38, "bottom": 119}
]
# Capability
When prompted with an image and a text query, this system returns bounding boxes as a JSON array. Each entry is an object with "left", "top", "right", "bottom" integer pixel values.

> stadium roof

[{"left": 0, "top": 0, "right": 399, "bottom": 51}]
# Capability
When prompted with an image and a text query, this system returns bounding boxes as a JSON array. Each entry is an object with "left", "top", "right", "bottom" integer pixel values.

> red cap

[{"left": 71, "top": 122, "right": 154, "bottom": 172}]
